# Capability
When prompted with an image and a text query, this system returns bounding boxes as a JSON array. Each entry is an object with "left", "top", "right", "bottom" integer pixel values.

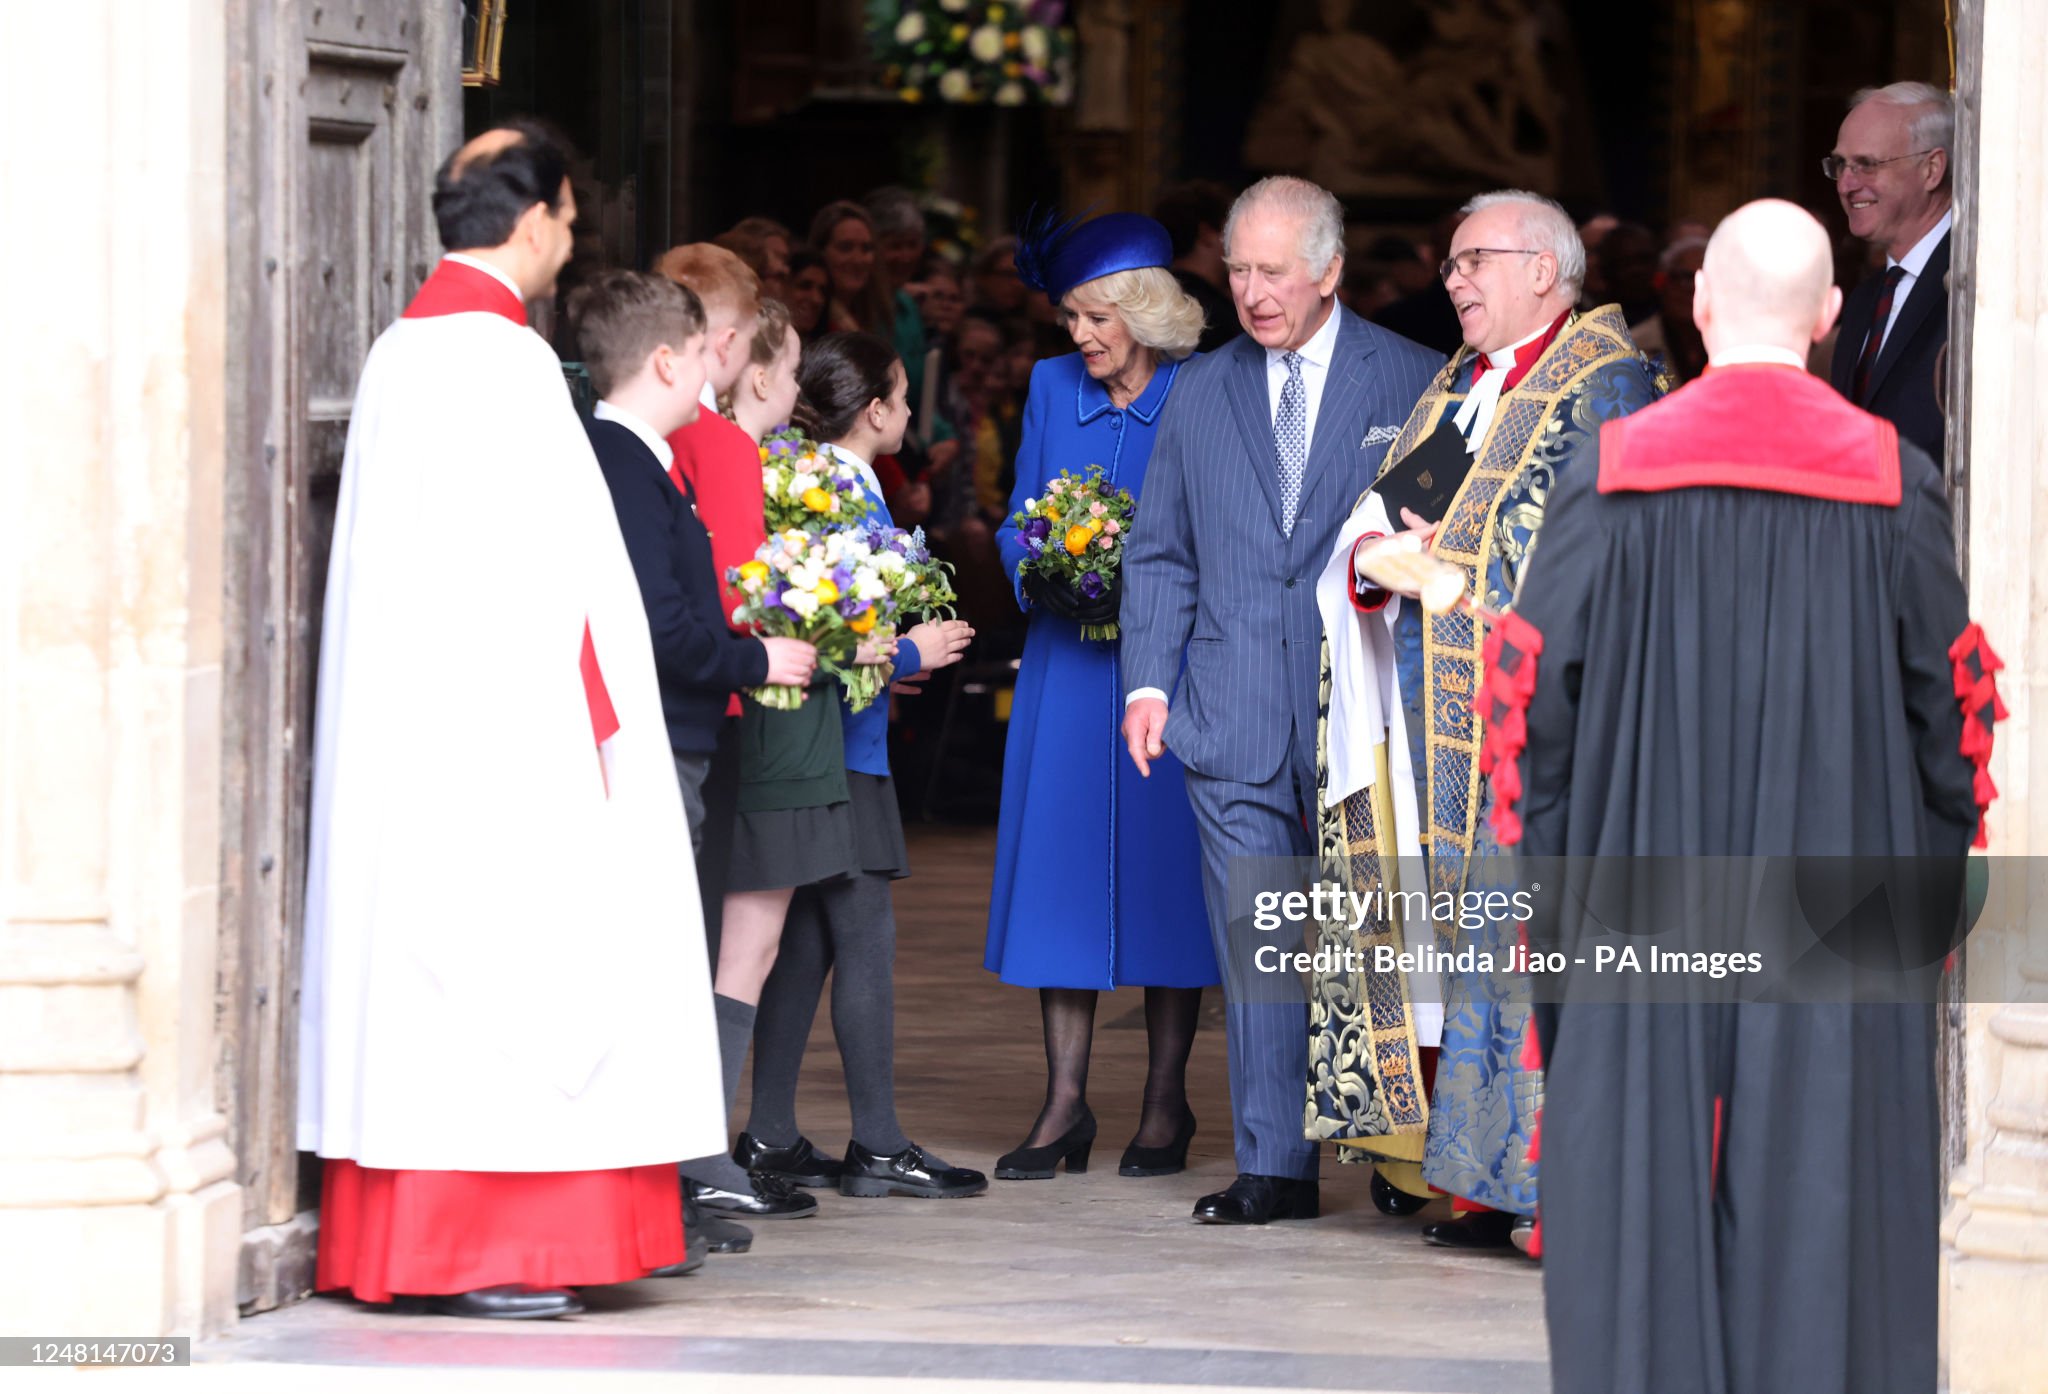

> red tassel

[{"left": 1948, "top": 621, "right": 2005, "bottom": 849}]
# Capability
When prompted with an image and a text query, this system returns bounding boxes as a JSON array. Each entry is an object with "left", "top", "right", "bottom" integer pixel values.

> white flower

[
  {"left": 938, "top": 68, "right": 971, "bottom": 102},
  {"left": 856, "top": 575, "right": 889, "bottom": 602},
  {"left": 940, "top": 0, "right": 969, "bottom": 11},
  {"left": 994, "top": 81, "right": 1025, "bottom": 106},
  {"left": 788, "top": 562, "right": 825, "bottom": 591},
  {"left": 894, "top": 13, "right": 926, "bottom": 44},
  {"left": 784, "top": 588, "right": 821, "bottom": 619},
  {"left": 790, "top": 471, "right": 820, "bottom": 499},
  {"left": 969, "top": 25, "right": 1004, "bottom": 63},
  {"left": 1021, "top": 25, "right": 1049, "bottom": 66},
  {"left": 1024, "top": 496, "right": 1038, "bottom": 510},
  {"left": 875, "top": 551, "right": 907, "bottom": 574}
]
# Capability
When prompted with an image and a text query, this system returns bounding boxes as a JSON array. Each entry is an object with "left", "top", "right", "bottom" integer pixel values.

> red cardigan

[{"left": 667, "top": 411, "right": 767, "bottom": 716}]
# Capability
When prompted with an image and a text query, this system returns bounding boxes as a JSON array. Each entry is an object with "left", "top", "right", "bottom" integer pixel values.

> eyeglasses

[
  {"left": 1440, "top": 248, "right": 1542, "bottom": 282},
  {"left": 1822, "top": 150, "right": 1934, "bottom": 181}
]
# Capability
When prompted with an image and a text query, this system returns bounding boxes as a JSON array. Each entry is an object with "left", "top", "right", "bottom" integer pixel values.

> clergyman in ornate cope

[{"left": 1305, "top": 190, "right": 1666, "bottom": 1249}]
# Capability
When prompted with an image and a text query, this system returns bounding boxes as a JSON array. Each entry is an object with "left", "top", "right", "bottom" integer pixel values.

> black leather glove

[
  {"left": 1024, "top": 568, "right": 1119, "bottom": 627},
  {"left": 1023, "top": 567, "right": 1084, "bottom": 620}
]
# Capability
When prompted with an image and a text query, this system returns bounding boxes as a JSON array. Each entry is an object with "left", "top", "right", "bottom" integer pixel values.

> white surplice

[
  {"left": 296, "top": 299, "right": 725, "bottom": 1172},
  {"left": 1317, "top": 494, "right": 1439, "bottom": 1046}
]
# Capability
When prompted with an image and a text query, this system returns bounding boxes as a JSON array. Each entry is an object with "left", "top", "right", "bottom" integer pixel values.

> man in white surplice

[{"left": 296, "top": 122, "right": 722, "bottom": 1319}]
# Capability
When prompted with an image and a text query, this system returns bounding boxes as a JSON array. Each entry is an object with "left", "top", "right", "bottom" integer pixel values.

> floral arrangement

[
  {"left": 1010, "top": 465, "right": 1134, "bottom": 640},
  {"left": 758, "top": 424, "right": 874, "bottom": 535},
  {"left": 730, "top": 507, "right": 959, "bottom": 713},
  {"left": 870, "top": 1, "right": 1075, "bottom": 107}
]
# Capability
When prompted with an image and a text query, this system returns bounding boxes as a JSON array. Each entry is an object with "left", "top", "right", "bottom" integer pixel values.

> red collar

[
  {"left": 1597, "top": 364, "right": 1901, "bottom": 504},
  {"left": 1477, "top": 309, "right": 1571, "bottom": 392},
  {"left": 402, "top": 258, "right": 526, "bottom": 325}
]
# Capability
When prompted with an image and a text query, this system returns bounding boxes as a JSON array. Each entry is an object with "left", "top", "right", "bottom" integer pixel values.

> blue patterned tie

[{"left": 1275, "top": 350, "right": 1307, "bottom": 536}]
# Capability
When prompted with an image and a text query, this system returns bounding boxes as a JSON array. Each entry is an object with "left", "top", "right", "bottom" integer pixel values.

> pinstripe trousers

[{"left": 1182, "top": 740, "right": 1320, "bottom": 1182}]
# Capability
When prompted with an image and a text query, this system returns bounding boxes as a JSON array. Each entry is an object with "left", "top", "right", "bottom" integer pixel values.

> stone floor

[{"left": 206, "top": 825, "right": 1548, "bottom": 1393}]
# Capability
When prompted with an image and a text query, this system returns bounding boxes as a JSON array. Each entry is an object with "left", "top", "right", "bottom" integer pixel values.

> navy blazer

[
  {"left": 1121, "top": 305, "right": 1444, "bottom": 785},
  {"left": 1830, "top": 230, "right": 1949, "bottom": 468},
  {"left": 587, "top": 416, "right": 768, "bottom": 755}
]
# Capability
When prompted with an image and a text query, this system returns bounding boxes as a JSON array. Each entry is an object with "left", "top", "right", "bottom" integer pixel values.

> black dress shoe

[
  {"left": 1421, "top": 1210, "right": 1518, "bottom": 1249},
  {"left": 995, "top": 1106, "right": 1097, "bottom": 1179},
  {"left": 1369, "top": 1168, "right": 1431, "bottom": 1216},
  {"left": 839, "top": 1140, "right": 988, "bottom": 1198},
  {"left": 1118, "top": 1110, "right": 1196, "bottom": 1177},
  {"left": 682, "top": 1187, "right": 755, "bottom": 1254},
  {"left": 397, "top": 1284, "right": 583, "bottom": 1319},
  {"left": 1511, "top": 1215, "right": 1537, "bottom": 1257},
  {"left": 734, "top": 1131, "right": 844, "bottom": 1189},
  {"left": 688, "top": 1175, "right": 817, "bottom": 1220},
  {"left": 1190, "top": 1173, "right": 1320, "bottom": 1224},
  {"left": 646, "top": 1255, "right": 703, "bottom": 1277}
]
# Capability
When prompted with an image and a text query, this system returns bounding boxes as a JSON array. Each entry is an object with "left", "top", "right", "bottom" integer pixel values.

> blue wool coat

[{"left": 983, "top": 352, "right": 1217, "bottom": 989}]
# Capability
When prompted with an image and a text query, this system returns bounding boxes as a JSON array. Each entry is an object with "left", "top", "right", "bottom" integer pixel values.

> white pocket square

[{"left": 1360, "top": 425, "right": 1401, "bottom": 446}]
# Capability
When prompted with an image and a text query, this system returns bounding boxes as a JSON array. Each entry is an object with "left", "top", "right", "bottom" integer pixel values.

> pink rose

[
  {"left": 1048, "top": 478, "right": 1067, "bottom": 494},
  {"left": 1098, "top": 536, "right": 1114, "bottom": 550},
  {"left": 1104, "top": 520, "right": 1121, "bottom": 535},
  {"left": 1089, "top": 501, "right": 1106, "bottom": 517}
]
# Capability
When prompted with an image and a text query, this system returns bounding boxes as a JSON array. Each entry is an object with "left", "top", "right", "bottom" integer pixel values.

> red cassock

[
  {"left": 313, "top": 257, "right": 685, "bottom": 1302},
  {"left": 668, "top": 410, "right": 768, "bottom": 716}
]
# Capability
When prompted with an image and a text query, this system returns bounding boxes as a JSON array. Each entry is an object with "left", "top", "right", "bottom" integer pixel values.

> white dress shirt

[
  {"left": 699, "top": 381, "right": 721, "bottom": 413},
  {"left": 1127, "top": 302, "right": 1343, "bottom": 710},
  {"left": 592, "top": 400, "right": 675, "bottom": 472},
  {"left": 1707, "top": 344, "right": 1809, "bottom": 370},
  {"left": 1264, "top": 300, "right": 1344, "bottom": 455},
  {"left": 442, "top": 252, "right": 525, "bottom": 304},
  {"left": 822, "top": 442, "right": 884, "bottom": 502},
  {"left": 1879, "top": 208, "right": 1951, "bottom": 350}
]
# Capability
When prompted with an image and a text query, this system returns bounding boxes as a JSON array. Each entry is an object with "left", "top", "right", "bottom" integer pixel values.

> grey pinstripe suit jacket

[{"left": 1122, "top": 305, "right": 1444, "bottom": 785}]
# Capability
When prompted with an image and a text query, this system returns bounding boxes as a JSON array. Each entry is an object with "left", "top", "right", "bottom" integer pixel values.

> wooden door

[{"left": 220, "top": 0, "right": 459, "bottom": 1314}]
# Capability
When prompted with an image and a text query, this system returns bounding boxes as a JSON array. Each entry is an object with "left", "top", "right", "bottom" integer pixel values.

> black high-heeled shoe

[
  {"left": 1118, "top": 1110, "right": 1196, "bottom": 1177},
  {"left": 994, "top": 1106, "right": 1097, "bottom": 1180}
]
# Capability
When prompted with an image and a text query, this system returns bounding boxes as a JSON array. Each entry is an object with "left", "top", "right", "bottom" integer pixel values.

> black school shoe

[
  {"left": 838, "top": 1140, "right": 988, "bottom": 1199},
  {"left": 733, "top": 1131, "right": 845, "bottom": 1189},
  {"left": 687, "top": 1174, "right": 818, "bottom": 1220}
]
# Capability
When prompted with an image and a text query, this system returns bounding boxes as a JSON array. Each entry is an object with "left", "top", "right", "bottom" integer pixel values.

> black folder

[{"left": 1373, "top": 417, "right": 1474, "bottom": 527}]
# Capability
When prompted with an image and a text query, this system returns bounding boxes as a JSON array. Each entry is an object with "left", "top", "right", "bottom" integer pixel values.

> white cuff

[{"left": 1125, "top": 687, "right": 1168, "bottom": 707}]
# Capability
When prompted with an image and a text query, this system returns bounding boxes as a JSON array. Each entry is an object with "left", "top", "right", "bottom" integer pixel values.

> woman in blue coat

[{"left": 986, "top": 213, "right": 1218, "bottom": 1181}]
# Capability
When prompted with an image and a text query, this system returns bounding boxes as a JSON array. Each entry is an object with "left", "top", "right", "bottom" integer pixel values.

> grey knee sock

[
  {"left": 679, "top": 993, "right": 760, "bottom": 1192},
  {"left": 825, "top": 873, "right": 910, "bottom": 1156}
]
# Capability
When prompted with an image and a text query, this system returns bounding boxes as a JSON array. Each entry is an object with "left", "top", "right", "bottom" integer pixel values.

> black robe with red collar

[{"left": 1504, "top": 363, "right": 1990, "bottom": 1394}]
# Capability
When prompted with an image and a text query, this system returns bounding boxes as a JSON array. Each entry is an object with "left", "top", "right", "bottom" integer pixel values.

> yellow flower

[
  {"left": 815, "top": 578, "right": 841, "bottom": 605},
  {"left": 899, "top": 87, "right": 924, "bottom": 103},
  {"left": 989, "top": 3, "right": 1006, "bottom": 18},
  {"left": 1004, "top": 61, "right": 1022, "bottom": 77},
  {"left": 1064, "top": 525, "right": 1094, "bottom": 556},
  {"left": 758, "top": 445, "right": 770, "bottom": 462},
  {"left": 1045, "top": 505, "right": 1061, "bottom": 521},
  {"left": 848, "top": 608, "right": 877, "bottom": 635},
  {"left": 1004, "top": 32, "right": 1021, "bottom": 50},
  {"left": 738, "top": 560, "right": 771, "bottom": 586},
  {"left": 801, "top": 486, "right": 834, "bottom": 512},
  {"left": 951, "top": 23, "right": 968, "bottom": 41}
]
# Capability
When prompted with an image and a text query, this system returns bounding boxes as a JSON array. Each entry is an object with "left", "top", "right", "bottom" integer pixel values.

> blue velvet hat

[{"left": 1015, "top": 210, "right": 1175, "bottom": 304}]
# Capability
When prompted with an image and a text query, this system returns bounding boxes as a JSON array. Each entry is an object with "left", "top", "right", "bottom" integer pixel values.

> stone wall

[{"left": 0, "top": 0, "right": 240, "bottom": 1336}]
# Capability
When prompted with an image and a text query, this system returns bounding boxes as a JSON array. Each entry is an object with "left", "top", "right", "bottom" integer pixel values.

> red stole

[{"left": 402, "top": 258, "right": 621, "bottom": 784}]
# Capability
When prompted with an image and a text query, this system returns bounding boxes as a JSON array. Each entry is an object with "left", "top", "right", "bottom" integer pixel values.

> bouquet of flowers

[
  {"left": 1009, "top": 464, "right": 1134, "bottom": 640},
  {"left": 758, "top": 424, "right": 873, "bottom": 535}
]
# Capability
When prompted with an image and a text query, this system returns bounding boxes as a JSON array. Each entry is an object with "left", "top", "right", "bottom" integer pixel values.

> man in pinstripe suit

[{"left": 1121, "top": 177, "right": 1443, "bottom": 1224}]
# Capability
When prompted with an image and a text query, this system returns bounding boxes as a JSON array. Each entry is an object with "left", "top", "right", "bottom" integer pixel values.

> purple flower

[
  {"left": 770, "top": 440, "right": 794, "bottom": 455},
  {"left": 831, "top": 565, "right": 854, "bottom": 591},
  {"left": 1021, "top": 517, "right": 1052, "bottom": 541},
  {"left": 1079, "top": 571, "right": 1105, "bottom": 599},
  {"left": 837, "top": 596, "right": 865, "bottom": 619},
  {"left": 1025, "top": 538, "right": 1044, "bottom": 557}
]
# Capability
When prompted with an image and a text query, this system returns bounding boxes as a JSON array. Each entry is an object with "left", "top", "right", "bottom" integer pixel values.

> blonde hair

[{"left": 1062, "top": 266, "right": 1205, "bottom": 361}]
